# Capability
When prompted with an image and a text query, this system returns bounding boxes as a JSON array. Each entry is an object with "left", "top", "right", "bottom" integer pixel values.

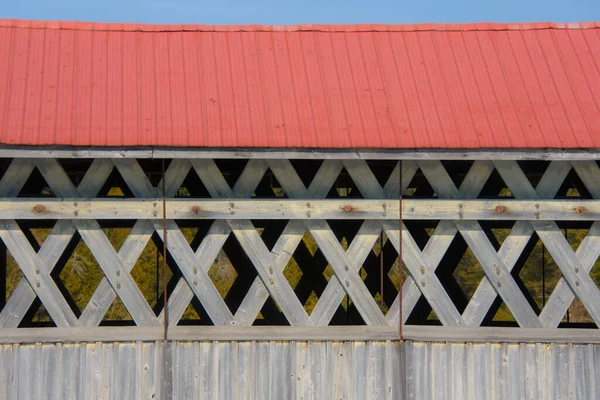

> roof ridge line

[{"left": 0, "top": 19, "right": 599, "bottom": 33}]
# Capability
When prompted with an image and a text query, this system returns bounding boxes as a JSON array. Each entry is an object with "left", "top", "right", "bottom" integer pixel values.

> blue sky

[{"left": 1, "top": 0, "right": 599, "bottom": 25}]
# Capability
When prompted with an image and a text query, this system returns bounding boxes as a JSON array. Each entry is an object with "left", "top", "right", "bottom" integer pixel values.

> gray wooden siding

[{"left": 1, "top": 340, "right": 599, "bottom": 399}]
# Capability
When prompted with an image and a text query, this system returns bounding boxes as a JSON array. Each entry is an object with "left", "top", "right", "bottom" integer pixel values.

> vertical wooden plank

[
  {"left": 587, "top": 344, "right": 597, "bottom": 400},
  {"left": 141, "top": 342, "right": 157, "bottom": 400},
  {"left": 197, "top": 342, "right": 211, "bottom": 400},
  {"left": 449, "top": 343, "right": 466, "bottom": 400},
  {"left": 0, "top": 345, "right": 12, "bottom": 400},
  {"left": 296, "top": 341, "right": 310, "bottom": 400},
  {"left": 16, "top": 344, "right": 33, "bottom": 400},
  {"left": 83, "top": 343, "right": 98, "bottom": 400},
  {"left": 470, "top": 343, "right": 491, "bottom": 400},
  {"left": 41, "top": 344, "right": 61, "bottom": 400},
  {"left": 310, "top": 340, "right": 327, "bottom": 400},
  {"left": 8, "top": 344, "right": 19, "bottom": 400},
  {"left": 235, "top": 342, "right": 252, "bottom": 400},
  {"left": 430, "top": 343, "right": 448, "bottom": 400},
  {"left": 386, "top": 341, "right": 405, "bottom": 400},
  {"left": 573, "top": 344, "right": 590, "bottom": 400},
  {"left": 254, "top": 342, "right": 270, "bottom": 400},
  {"left": 115, "top": 343, "right": 136, "bottom": 400},
  {"left": 352, "top": 341, "right": 367, "bottom": 400},
  {"left": 60, "top": 343, "right": 75, "bottom": 400},
  {"left": 405, "top": 341, "right": 415, "bottom": 400},
  {"left": 327, "top": 341, "right": 340, "bottom": 400},
  {"left": 556, "top": 344, "right": 570, "bottom": 399},
  {"left": 507, "top": 344, "right": 521, "bottom": 400},
  {"left": 412, "top": 342, "right": 430, "bottom": 400},
  {"left": 523, "top": 344, "right": 539, "bottom": 400},
  {"left": 218, "top": 342, "right": 234, "bottom": 400},
  {"left": 101, "top": 343, "right": 114, "bottom": 400},
  {"left": 367, "top": 341, "right": 386, "bottom": 400}
]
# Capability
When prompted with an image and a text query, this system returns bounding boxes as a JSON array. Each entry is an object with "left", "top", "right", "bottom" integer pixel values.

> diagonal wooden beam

[{"left": 540, "top": 161, "right": 600, "bottom": 326}]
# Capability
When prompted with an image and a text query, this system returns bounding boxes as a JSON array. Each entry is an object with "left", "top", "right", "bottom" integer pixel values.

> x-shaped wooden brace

[
  {"left": 112, "top": 158, "right": 239, "bottom": 325},
  {"left": 460, "top": 161, "right": 572, "bottom": 326},
  {"left": 343, "top": 159, "right": 495, "bottom": 326},
  {"left": 419, "top": 160, "right": 543, "bottom": 327},
  {"left": 232, "top": 160, "right": 345, "bottom": 325},
  {"left": 495, "top": 160, "right": 600, "bottom": 327},
  {"left": 32, "top": 159, "right": 161, "bottom": 326},
  {"left": 268, "top": 159, "right": 392, "bottom": 326},
  {"left": 0, "top": 159, "right": 113, "bottom": 327}
]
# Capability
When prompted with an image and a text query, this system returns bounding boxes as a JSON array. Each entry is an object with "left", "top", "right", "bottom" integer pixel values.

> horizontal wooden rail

[
  {"left": 0, "top": 199, "right": 598, "bottom": 220},
  {"left": 2, "top": 326, "right": 600, "bottom": 344}
]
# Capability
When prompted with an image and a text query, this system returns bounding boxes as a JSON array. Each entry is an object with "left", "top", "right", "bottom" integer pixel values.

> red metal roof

[{"left": 0, "top": 19, "right": 599, "bottom": 149}]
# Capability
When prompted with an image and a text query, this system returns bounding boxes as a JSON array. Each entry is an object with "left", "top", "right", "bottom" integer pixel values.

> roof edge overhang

[{"left": 0, "top": 146, "right": 598, "bottom": 160}]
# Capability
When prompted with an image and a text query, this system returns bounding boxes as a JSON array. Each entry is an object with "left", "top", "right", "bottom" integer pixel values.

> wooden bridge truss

[{"left": 0, "top": 156, "right": 599, "bottom": 338}]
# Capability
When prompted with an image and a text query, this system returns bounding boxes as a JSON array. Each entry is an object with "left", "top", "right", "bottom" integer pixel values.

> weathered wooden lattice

[{"left": 0, "top": 157, "right": 599, "bottom": 330}]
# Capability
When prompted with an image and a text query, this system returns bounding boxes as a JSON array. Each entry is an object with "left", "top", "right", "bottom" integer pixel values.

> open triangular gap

[
  {"left": 96, "top": 220, "right": 135, "bottom": 253},
  {"left": 557, "top": 169, "right": 592, "bottom": 199},
  {"left": 404, "top": 168, "right": 435, "bottom": 198},
  {"left": 177, "top": 297, "right": 214, "bottom": 326},
  {"left": 176, "top": 166, "right": 211, "bottom": 198},
  {"left": 479, "top": 220, "right": 517, "bottom": 250},
  {"left": 17, "top": 166, "right": 54, "bottom": 197},
  {"left": 516, "top": 161, "right": 551, "bottom": 191},
  {"left": 252, "top": 220, "right": 289, "bottom": 252},
  {"left": 329, "top": 296, "right": 366, "bottom": 326},
  {"left": 404, "top": 221, "right": 434, "bottom": 251},
  {"left": 253, "top": 295, "right": 290, "bottom": 325},
  {"left": 136, "top": 159, "right": 173, "bottom": 188},
  {"left": 326, "top": 168, "right": 364, "bottom": 199},
  {"left": 440, "top": 160, "right": 475, "bottom": 190},
  {"left": 214, "top": 159, "right": 249, "bottom": 190},
  {"left": 290, "top": 159, "right": 324, "bottom": 189},
  {"left": 477, "top": 168, "right": 514, "bottom": 199},
  {"left": 328, "top": 220, "right": 363, "bottom": 250},
  {"left": 57, "top": 159, "right": 95, "bottom": 188},
  {"left": 253, "top": 168, "right": 285, "bottom": 198},
  {"left": 561, "top": 299, "right": 598, "bottom": 328},
  {"left": 486, "top": 301, "right": 518, "bottom": 326},
  {"left": 97, "top": 168, "right": 135, "bottom": 198},
  {"left": 100, "top": 297, "right": 135, "bottom": 325},
  {"left": 366, "top": 160, "right": 398, "bottom": 189},
  {"left": 15, "top": 220, "right": 57, "bottom": 251}
]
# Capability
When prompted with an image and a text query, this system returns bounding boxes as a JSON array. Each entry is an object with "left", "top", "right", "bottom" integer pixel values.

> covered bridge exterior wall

[{"left": 0, "top": 19, "right": 599, "bottom": 400}]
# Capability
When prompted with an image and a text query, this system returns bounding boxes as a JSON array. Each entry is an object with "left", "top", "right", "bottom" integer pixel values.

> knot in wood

[
  {"left": 191, "top": 205, "right": 202, "bottom": 214},
  {"left": 340, "top": 204, "right": 356, "bottom": 213},
  {"left": 33, "top": 204, "right": 46, "bottom": 213},
  {"left": 574, "top": 206, "right": 586, "bottom": 214}
]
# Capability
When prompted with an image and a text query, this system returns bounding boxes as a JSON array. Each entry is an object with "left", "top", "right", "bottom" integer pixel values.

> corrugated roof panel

[{"left": 0, "top": 20, "right": 599, "bottom": 149}]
